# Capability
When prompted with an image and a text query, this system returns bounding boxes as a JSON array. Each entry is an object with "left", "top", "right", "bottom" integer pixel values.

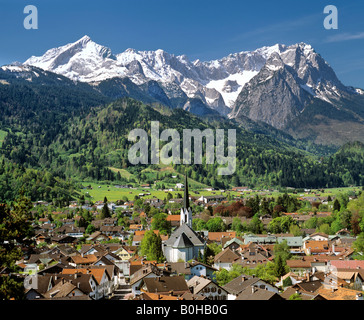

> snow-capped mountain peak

[
  {"left": 23, "top": 36, "right": 352, "bottom": 116},
  {"left": 24, "top": 35, "right": 117, "bottom": 81}
]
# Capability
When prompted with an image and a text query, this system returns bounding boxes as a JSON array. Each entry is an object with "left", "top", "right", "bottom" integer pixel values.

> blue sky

[{"left": 0, "top": 0, "right": 364, "bottom": 88}]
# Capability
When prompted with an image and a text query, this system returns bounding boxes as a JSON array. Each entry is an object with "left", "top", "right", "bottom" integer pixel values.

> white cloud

[{"left": 325, "top": 32, "right": 364, "bottom": 43}]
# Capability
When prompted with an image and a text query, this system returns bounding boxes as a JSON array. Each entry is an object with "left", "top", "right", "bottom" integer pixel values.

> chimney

[{"left": 251, "top": 286, "right": 256, "bottom": 294}]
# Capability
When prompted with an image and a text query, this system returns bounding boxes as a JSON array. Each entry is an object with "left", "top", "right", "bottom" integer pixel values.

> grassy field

[
  {"left": 79, "top": 181, "right": 234, "bottom": 202},
  {"left": 79, "top": 179, "right": 361, "bottom": 203},
  {"left": 78, "top": 163, "right": 362, "bottom": 203}
]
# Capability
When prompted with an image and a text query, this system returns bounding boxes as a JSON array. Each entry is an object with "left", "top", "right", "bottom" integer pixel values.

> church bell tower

[{"left": 180, "top": 173, "right": 192, "bottom": 228}]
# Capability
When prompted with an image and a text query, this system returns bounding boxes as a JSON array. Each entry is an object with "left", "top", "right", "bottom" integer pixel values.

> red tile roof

[{"left": 330, "top": 260, "right": 364, "bottom": 269}]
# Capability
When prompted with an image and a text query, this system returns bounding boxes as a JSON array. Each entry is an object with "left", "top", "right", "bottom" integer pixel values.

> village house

[
  {"left": 100, "top": 225, "right": 124, "bottom": 238},
  {"left": 213, "top": 248, "right": 241, "bottom": 271},
  {"left": 42, "top": 278, "right": 86, "bottom": 299},
  {"left": 61, "top": 267, "right": 113, "bottom": 299},
  {"left": 166, "top": 214, "right": 181, "bottom": 228},
  {"left": 144, "top": 198, "right": 163, "bottom": 209},
  {"left": 316, "top": 286, "right": 364, "bottom": 300},
  {"left": 236, "top": 247, "right": 270, "bottom": 269},
  {"left": 141, "top": 276, "right": 189, "bottom": 297},
  {"left": 134, "top": 291, "right": 183, "bottom": 301},
  {"left": 235, "top": 286, "right": 284, "bottom": 300},
  {"left": 275, "top": 272, "right": 306, "bottom": 288},
  {"left": 86, "top": 231, "right": 109, "bottom": 242},
  {"left": 223, "top": 274, "right": 279, "bottom": 300},
  {"left": 50, "top": 234, "right": 77, "bottom": 245},
  {"left": 303, "top": 240, "right": 330, "bottom": 255},
  {"left": 187, "top": 275, "right": 228, "bottom": 300},
  {"left": 29, "top": 272, "right": 101, "bottom": 300},
  {"left": 198, "top": 195, "right": 226, "bottom": 204},
  {"left": 208, "top": 231, "right": 236, "bottom": 243},
  {"left": 54, "top": 225, "right": 85, "bottom": 238},
  {"left": 222, "top": 237, "right": 245, "bottom": 251},
  {"left": 167, "top": 262, "right": 192, "bottom": 279},
  {"left": 280, "top": 280, "right": 325, "bottom": 300},
  {"left": 189, "top": 260, "right": 217, "bottom": 280},
  {"left": 129, "top": 264, "right": 165, "bottom": 296},
  {"left": 69, "top": 254, "right": 99, "bottom": 268}
]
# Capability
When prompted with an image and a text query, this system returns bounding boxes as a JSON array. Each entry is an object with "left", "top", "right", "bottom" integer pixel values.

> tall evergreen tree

[
  {"left": 0, "top": 191, "right": 34, "bottom": 300},
  {"left": 100, "top": 203, "right": 111, "bottom": 219},
  {"left": 274, "top": 255, "right": 286, "bottom": 278},
  {"left": 333, "top": 199, "right": 341, "bottom": 212}
]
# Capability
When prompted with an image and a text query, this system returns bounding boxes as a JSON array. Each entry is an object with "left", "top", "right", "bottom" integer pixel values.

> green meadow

[{"left": 79, "top": 177, "right": 361, "bottom": 203}]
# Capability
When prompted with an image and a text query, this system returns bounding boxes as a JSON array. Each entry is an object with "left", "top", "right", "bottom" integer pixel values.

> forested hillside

[{"left": 1, "top": 95, "right": 363, "bottom": 199}]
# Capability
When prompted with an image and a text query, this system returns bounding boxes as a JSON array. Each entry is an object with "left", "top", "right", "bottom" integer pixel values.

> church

[{"left": 162, "top": 174, "right": 206, "bottom": 262}]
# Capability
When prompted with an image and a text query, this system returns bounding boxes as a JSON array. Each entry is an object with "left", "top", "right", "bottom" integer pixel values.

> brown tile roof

[
  {"left": 330, "top": 260, "right": 364, "bottom": 269},
  {"left": 137, "top": 292, "right": 183, "bottom": 300},
  {"left": 61, "top": 267, "right": 108, "bottom": 285},
  {"left": 180, "top": 291, "right": 207, "bottom": 300},
  {"left": 214, "top": 248, "right": 241, "bottom": 263},
  {"left": 70, "top": 254, "right": 98, "bottom": 265},
  {"left": 166, "top": 215, "right": 181, "bottom": 221},
  {"left": 280, "top": 287, "right": 320, "bottom": 300},
  {"left": 43, "top": 280, "right": 83, "bottom": 299},
  {"left": 129, "top": 224, "right": 142, "bottom": 230},
  {"left": 187, "top": 275, "right": 227, "bottom": 296},
  {"left": 132, "top": 234, "right": 144, "bottom": 242},
  {"left": 130, "top": 264, "right": 162, "bottom": 285},
  {"left": 304, "top": 240, "right": 330, "bottom": 253},
  {"left": 223, "top": 275, "right": 258, "bottom": 295},
  {"left": 167, "top": 262, "right": 191, "bottom": 275},
  {"left": 143, "top": 276, "right": 189, "bottom": 295},
  {"left": 235, "top": 286, "right": 283, "bottom": 300},
  {"left": 208, "top": 232, "right": 236, "bottom": 242},
  {"left": 54, "top": 274, "right": 94, "bottom": 294},
  {"left": 286, "top": 259, "right": 312, "bottom": 269},
  {"left": 316, "top": 286, "right": 363, "bottom": 300}
]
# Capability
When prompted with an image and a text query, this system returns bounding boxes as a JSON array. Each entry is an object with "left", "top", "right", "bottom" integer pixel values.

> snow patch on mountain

[{"left": 205, "top": 71, "right": 258, "bottom": 107}]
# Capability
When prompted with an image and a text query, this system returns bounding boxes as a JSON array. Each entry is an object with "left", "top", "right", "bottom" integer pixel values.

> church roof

[
  {"left": 172, "top": 233, "right": 194, "bottom": 248},
  {"left": 165, "top": 224, "right": 205, "bottom": 247}
]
